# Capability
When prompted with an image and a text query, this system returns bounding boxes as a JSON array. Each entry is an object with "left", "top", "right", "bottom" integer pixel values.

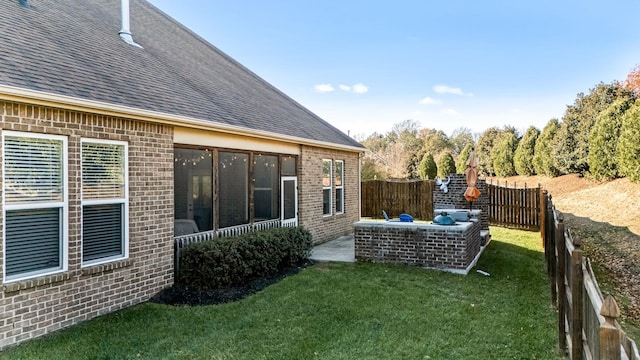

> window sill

[
  {"left": 3, "top": 272, "right": 72, "bottom": 294},
  {"left": 82, "top": 259, "right": 133, "bottom": 276}
]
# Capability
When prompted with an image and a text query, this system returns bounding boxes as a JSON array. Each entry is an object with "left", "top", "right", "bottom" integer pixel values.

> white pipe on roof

[{"left": 119, "top": 0, "right": 143, "bottom": 48}]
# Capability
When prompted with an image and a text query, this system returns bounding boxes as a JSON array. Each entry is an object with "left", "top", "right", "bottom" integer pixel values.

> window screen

[
  {"left": 322, "top": 159, "right": 332, "bottom": 215},
  {"left": 335, "top": 160, "right": 344, "bottom": 214},
  {"left": 81, "top": 140, "right": 128, "bottom": 265},
  {"left": 3, "top": 133, "right": 66, "bottom": 280}
]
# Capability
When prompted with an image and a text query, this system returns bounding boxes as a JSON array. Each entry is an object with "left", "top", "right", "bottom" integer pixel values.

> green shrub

[{"left": 178, "top": 226, "right": 313, "bottom": 290}]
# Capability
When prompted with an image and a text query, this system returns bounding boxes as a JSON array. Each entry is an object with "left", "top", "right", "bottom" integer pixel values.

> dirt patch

[{"left": 489, "top": 174, "right": 640, "bottom": 329}]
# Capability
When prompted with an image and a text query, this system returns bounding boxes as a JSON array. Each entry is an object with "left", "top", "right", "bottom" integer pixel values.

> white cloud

[
  {"left": 314, "top": 84, "right": 335, "bottom": 93},
  {"left": 441, "top": 108, "right": 460, "bottom": 116},
  {"left": 419, "top": 96, "right": 441, "bottom": 105},
  {"left": 352, "top": 83, "right": 369, "bottom": 94},
  {"left": 315, "top": 83, "right": 368, "bottom": 94},
  {"left": 433, "top": 85, "right": 473, "bottom": 96}
]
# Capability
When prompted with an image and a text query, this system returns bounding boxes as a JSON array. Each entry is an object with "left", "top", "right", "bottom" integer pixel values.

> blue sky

[{"left": 147, "top": 0, "right": 640, "bottom": 138}]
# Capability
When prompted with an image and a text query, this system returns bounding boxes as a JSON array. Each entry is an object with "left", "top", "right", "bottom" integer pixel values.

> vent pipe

[{"left": 119, "top": 0, "right": 143, "bottom": 48}]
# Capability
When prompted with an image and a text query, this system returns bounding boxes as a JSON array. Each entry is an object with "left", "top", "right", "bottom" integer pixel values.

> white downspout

[{"left": 119, "top": 0, "right": 143, "bottom": 48}]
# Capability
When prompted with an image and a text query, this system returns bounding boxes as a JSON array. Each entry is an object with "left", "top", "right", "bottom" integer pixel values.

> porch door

[{"left": 281, "top": 176, "right": 298, "bottom": 227}]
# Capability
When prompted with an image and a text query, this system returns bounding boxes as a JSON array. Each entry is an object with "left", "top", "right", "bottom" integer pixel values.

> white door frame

[{"left": 280, "top": 176, "right": 298, "bottom": 227}]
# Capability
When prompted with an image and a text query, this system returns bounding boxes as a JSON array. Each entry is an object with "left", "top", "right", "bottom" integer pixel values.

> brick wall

[
  {"left": 0, "top": 101, "right": 174, "bottom": 349},
  {"left": 433, "top": 173, "right": 489, "bottom": 231},
  {"left": 299, "top": 146, "right": 360, "bottom": 244},
  {"left": 354, "top": 221, "right": 482, "bottom": 272}
]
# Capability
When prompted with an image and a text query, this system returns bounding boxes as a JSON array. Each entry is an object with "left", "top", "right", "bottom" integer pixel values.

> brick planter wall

[
  {"left": 433, "top": 173, "right": 488, "bottom": 231},
  {"left": 354, "top": 220, "right": 482, "bottom": 273},
  {"left": 0, "top": 101, "right": 174, "bottom": 349}
]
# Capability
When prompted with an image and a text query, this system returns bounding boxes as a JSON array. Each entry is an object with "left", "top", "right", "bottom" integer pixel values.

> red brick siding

[
  {"left": 299, "top": 146, "right": 360, "bottom": 244},
  {"left": 0, "top": 101, "right": 174, "bottom": 349}
]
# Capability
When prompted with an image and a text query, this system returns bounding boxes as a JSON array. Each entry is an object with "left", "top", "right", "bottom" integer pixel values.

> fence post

[
  {"left": 600, "top": 295, "right": 622, "bottom": 360},
  {"left": 570, "top": 231, "right": 583, "bottom": 360},
  {"left": 556, "top": 211, "right": 567, "bottom": 355},
  {"left": 540, "top": 189, "right": 547, "bottom": 250}
]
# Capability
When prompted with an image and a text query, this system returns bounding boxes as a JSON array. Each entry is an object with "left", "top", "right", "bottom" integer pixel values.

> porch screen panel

[
  {"left": 283, "top": 180, "right": 296, "bottom": 220},
  {"left": 254, "top": 154, "right": 278, "bottom": 221},
  {"left": 173, "top": 148, "right": 213, "bottom": 232},
  {"left": 219, "top": 151, "right": 249, "bottom": 228},
  {"left": 281, "top": 155, "right": 297, "bottom": 176}
]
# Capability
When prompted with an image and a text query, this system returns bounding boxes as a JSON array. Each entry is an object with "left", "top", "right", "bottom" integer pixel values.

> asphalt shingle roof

[{"left": 0, "top": 0, "right": 363, "bottom": 149}]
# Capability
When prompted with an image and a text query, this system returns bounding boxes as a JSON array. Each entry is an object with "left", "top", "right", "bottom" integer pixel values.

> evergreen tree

[
  {"left": 418, "top": 153, "right": 437, "bottom": 180},
  {"left": 550, "top": 82, "right": 635, "bottom": 176},
  {"left": 533, "top": 119, "right": 561, "bottom": 176},
  {"left": 456, "top": 143, "right": 473, "bottom": 174},
  {"left": 588, "top": 99, "right": 633, "bottom": 180},
  {"left": 476, "top": 127, "right": 501, "bottom": 176},
  {"left": 437, "top": 152, "right": 456, "bottom": 178},
  {"left": 514, "top": 126, "right": 540, "bottom": 175},
  {"left": 491, "top": 132, "right": 519, "bottom": 177},
  {"left": 616, "top": 100, "right": 640, "bottom": 182}
]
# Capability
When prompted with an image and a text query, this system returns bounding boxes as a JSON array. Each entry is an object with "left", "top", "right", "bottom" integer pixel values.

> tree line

[{"left": 360, "top": 66, "right": 640, "bottom": 183}]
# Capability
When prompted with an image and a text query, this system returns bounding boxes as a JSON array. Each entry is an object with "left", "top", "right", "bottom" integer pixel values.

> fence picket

[{"left": 543, "top": 193, "right": 638, "bottom": 359}]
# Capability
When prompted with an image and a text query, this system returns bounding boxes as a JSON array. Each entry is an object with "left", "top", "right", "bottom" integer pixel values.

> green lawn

[{"left": 1, "top": 227, "right": 563, "bottom": 359}]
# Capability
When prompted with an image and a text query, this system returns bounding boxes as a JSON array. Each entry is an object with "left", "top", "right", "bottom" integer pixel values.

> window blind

[
  {"left": 4, "top": 136, "right": 63, "bottom": 203},
  {"left": 5, "top": 208, "right": 61, "bottom": 276}
]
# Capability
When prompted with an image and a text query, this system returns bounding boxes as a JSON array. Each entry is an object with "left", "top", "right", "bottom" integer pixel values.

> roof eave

[{"left": 0, "top": 85, "right": 365, "bottom": 153}]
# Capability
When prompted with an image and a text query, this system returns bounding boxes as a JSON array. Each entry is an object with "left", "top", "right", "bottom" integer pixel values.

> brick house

[{"left": 0, "top": 0, "right": 364, "bottom": 348}]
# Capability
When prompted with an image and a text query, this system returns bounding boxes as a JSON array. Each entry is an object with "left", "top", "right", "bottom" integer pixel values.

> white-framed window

[
  {"left": 2, "top": 131, "right": 68, "bottom": 282},
  {"left": 335, "top": 160, "right": 344, "bottom": 214},
  {"left": 322, "top": 159, "right": 332, "bottom": 216},
  {"left": 81, "top": 139, "right": 128, "bottom": 266}
]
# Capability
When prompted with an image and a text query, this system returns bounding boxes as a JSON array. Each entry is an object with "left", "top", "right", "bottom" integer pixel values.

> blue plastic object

[{"left": 399, "top": 214, "right": 414, "bottom": 222}]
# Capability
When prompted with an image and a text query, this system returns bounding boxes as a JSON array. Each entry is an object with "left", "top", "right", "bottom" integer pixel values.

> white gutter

[
  {"left": 119, "top": 0, "right": 143, "bottom": 48},
  {"left": 0, "top": 85, "right": 365, "bottom": 153}
]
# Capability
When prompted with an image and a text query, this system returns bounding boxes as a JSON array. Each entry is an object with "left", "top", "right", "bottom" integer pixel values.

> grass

[{"left": 1, "top": 227, "right": 563, "bottom": 359}]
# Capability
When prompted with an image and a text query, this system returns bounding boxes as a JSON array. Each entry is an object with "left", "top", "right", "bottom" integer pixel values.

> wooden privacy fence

[
  {"left": 487, "top": 180, "right": 541, "bottom": 231},
  {"left": 360, "top": 180, "right": 434, "bottom": 220},
  {"left": 543, "top": 193, "right": 639, "bottom": 360}
]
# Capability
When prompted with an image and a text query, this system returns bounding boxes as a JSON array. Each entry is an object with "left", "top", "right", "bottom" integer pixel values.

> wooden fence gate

[{"left": 487, "top": 180, "right": 541, "bottom": 230}]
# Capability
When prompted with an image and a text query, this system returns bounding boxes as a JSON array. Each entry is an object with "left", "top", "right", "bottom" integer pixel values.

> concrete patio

[{"left": 310, "top": 235, "right": 355, "bottom": 263}]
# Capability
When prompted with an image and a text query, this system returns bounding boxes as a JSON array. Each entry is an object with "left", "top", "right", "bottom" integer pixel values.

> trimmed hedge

[{"left": 178, "top": 226, "right": 313, "bottom": 290}]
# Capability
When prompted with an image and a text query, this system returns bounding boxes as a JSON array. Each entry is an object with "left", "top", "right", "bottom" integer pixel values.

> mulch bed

[{"left": 149, "top": 260, "right": 314, "bottom": 306}]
